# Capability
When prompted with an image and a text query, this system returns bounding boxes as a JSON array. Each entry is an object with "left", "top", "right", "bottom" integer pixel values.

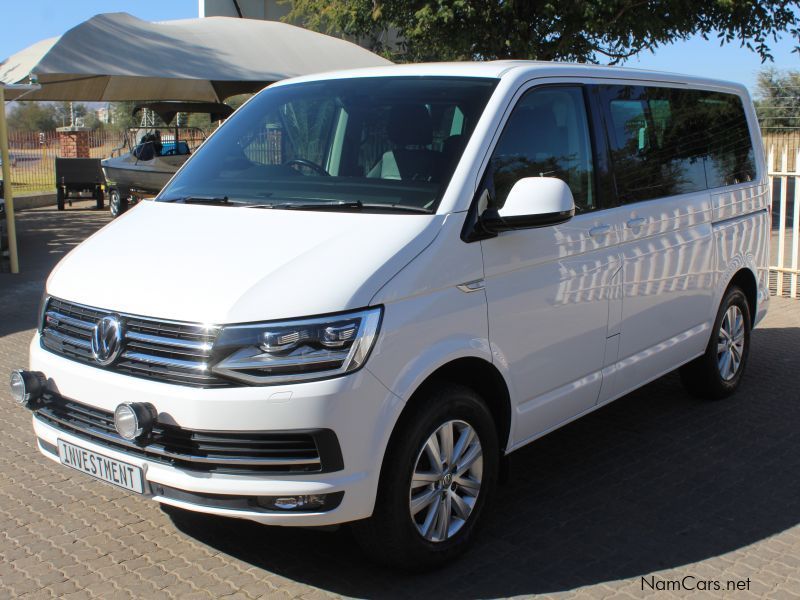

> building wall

[{"left": 198, "top": 0, "right": 290, "bottom": 21}]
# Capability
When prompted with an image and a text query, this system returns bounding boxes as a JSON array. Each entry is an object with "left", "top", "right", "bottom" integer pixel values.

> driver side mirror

[{"left": 481, "top": 177, "right": 575, "bottom": 233}]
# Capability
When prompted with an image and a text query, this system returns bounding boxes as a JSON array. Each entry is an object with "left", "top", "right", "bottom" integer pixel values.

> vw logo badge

[{"left": 91, "top": 315, "right": 124, "bottom": 366}]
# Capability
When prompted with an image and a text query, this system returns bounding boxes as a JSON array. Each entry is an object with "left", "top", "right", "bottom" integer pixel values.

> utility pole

[
  {"left": 1, "top": 82, "right": 42, "bottom": 274},
  {"left": 1, "top": 86, "right": 20, "bottom": 273}
]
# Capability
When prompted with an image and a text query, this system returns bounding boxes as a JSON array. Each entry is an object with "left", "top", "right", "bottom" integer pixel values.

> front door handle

[
  {"left": 626, "top": 217, "right": 646, "bottom": 229},
  {"left": 589, "top": 224, "right": 612, "bottom": 237}
]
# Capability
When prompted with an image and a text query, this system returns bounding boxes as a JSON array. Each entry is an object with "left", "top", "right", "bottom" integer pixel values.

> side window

[
  {"left": 609, "top": 100, "right": 649, "bottom": 154},
  {"left": 487, "top": 87, "right": 595, "bottom": 212},
  {"left": 601, "top": 85, "right": 756, "bottom": 203},
  {"left": 702, "top": 95, "right": 757, "bottom": 188}
]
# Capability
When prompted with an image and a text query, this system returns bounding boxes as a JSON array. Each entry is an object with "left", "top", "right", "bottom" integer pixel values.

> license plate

[{"left": 57, "top": 439, "right": 144, "bottom": 494}]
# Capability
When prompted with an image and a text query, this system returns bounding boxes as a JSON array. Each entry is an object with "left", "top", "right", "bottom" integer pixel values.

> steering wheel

[{"left": 285, "top": 158, "right": 330, "bottom": 176}]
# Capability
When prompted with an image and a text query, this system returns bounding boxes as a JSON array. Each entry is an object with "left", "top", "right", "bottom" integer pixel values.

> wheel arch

[
  {"left": 387, "top": 356, "right": 512, "bottom": 456},
  {"left": 726, "top": 267, "right": 758, "bottom": 326}
]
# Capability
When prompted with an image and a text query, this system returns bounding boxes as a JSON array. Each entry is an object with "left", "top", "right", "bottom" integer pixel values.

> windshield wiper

[
  {"left": 360, "top": 203, "right": 433, "bottom": 214},
  {"left": 161, "top": 195, "right": 230, "bottom": 205},
  {"left": 247, "top": 200, "right": 432, "bottom": 214}
]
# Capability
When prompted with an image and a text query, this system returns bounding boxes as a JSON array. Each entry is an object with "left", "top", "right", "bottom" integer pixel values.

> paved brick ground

[{"left": 1, "top": 202, "right": 799, "bottom": 599}]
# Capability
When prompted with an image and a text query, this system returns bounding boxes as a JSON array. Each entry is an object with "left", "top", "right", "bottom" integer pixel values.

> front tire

[
  {"left": 109, "top": 188, "right": 128, "bottom": 218},
  {"left": 680, "top": 286, "right": 751, "bottom": 400},
  {"left": 352, "top": 383, "right": 499, "bottom": 570}
]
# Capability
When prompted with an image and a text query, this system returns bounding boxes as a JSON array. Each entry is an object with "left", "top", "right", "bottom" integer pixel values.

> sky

[{"left": 0, "top": 0, "right": 797, "bottom": 96}]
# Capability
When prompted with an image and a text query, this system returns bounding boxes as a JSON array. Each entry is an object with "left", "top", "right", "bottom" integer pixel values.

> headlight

[{"left": 212, "top": 307, "right": 382, "bottom": 385}]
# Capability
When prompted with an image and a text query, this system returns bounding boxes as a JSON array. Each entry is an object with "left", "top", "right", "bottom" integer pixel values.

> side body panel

[
  {"left": 367, "top": 214, "right": 491, "bottom": 403},
  {"left": 711, "top": 184, "right": 771, "bottom": 323},
  {"left": 481, "top": 212, "right": 622, "bottom": 447},
  {"left": 613, "top": 192, "right": 716, "bottom": 397},
  {"left": 589, "top": 82, "right": 767, "bottom": 402}
]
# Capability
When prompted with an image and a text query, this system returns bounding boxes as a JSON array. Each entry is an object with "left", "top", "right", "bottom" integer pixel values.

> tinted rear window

[{"left": 599, "top": 86, "right": 757, "bottom": 202}]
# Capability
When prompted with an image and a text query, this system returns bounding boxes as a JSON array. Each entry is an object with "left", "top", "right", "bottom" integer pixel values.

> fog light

[
  {"left": 275, "top": 495, "right": 323, "bottom": 510},
  {"left": 256, "top": 492, "right": 343, "bottom": 512},
  {"left": 9, "top": 370, "right": 46, "bottom": 408},
  {"left": 114, "top": 402, "right": 157, "bottom": 441}
]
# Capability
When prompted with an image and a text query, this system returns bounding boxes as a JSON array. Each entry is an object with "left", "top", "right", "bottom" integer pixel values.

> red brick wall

[{"left": 57, "top": 129, "right": 90, "bottom": 158}]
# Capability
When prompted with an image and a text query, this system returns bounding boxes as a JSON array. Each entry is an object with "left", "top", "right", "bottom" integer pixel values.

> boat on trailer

[{"left": 101, "top": 102, "right": 233, "bottom": 216}]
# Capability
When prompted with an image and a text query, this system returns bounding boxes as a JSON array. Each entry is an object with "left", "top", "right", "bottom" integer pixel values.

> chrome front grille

[
  {"left": 34, "top": 392, "right": 342, "bottom": 474},
  {"left": 41, "top": 297, "right": 233, "bottom": 388}
]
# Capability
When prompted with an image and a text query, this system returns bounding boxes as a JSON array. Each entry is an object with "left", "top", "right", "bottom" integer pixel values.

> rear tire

[
  {"left": 352, "top": 383, "right": 499, "bottom": 570},
  {"left": 680, "top": 286, "right": 751, "bottom": 400}
]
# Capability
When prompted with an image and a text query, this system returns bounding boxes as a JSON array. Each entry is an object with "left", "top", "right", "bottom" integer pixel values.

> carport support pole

[{"left": 0, "top": 85, "right": 20, "bottom": 274}]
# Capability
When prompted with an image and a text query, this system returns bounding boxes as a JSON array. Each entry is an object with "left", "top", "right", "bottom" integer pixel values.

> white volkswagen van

[{"left": 11, "top": 62, "right": 769, "bottom": 569}]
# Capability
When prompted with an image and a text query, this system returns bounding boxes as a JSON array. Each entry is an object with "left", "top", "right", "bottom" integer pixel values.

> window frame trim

[
  {"left": 593, "top": 83, "right": 761, "bottom": 206},
  {"left": 461, "top": 80, "right": 606, "bottom": 242}
]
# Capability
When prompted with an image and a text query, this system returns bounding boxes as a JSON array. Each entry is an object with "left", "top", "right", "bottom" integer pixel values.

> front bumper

[{"left": 29, "top": 334, "right": 402, "bottom": 526}]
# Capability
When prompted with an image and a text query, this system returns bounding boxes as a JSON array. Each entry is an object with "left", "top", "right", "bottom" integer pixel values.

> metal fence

[
  {"left": 1, "top": 128, "right": 221, "bottom": 194},
  {"left": 2, "top": 129, "right": 125, "bottom": 193},
  {"left": 764, "top": 131, "right": 800, "bottom": 298}
]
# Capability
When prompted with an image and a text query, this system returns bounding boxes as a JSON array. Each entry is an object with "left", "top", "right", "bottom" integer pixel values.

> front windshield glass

[{"left": 158, "top": 77, "right": 498, "bottom": 212}]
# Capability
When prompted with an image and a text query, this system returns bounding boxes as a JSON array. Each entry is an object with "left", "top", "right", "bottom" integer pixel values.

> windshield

[{"left": 158, "top": 77, "right": 498, "bottom": 213}]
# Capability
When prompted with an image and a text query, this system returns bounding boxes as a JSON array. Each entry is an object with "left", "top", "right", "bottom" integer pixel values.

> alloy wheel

[
  {"left": 717, "top": 304, "right": 745, "bottom": 381},
  {"left": 408, "top": 419, "right": 483, "bottom": 543}
]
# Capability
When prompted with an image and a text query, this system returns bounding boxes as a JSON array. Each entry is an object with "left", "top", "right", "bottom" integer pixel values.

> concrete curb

[{"left": 2, "top": 192, "right": 56, "bottom": 211}]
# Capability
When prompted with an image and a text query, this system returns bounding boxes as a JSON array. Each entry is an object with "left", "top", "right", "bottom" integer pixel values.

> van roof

[{"left": 275, "top": 60, "right": 748, "bottom": 95}]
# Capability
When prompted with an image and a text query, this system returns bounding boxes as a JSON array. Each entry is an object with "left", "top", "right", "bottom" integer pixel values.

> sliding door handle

[
  {"left": 626, "top": 217, "right": 646, "bottom": 229},
  {"left": 589, "top": 224, "right": 612, "bottom": 237}
]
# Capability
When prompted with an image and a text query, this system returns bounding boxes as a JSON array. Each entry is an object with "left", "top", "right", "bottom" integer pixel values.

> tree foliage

[
  {"left": 53, "top": 101, "right": 87, "bottom": 128},
  {"left": 7, "top": 101, "right": 108, "bottom": 132},
  {"left": 756, "top": 68, "right": 800, "bottom": 131},
  {"left": 109, "top": 101, "right": 142, "bottom": 131},
  {"left": 287, "top": 0, "right": 800, "bottom": 64},
  {"left": 6, "top": 102, "right": 58, "bottom": 132}
]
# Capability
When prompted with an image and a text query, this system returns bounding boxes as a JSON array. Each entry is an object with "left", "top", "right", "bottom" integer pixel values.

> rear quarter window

[{"left": 599, "top": 85, "right": 757, "bottom": 203}]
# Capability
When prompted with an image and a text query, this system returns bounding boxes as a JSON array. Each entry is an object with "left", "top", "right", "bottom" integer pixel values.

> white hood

[{"left": 46, "top": 201, "right": 443, "bottom": 324}]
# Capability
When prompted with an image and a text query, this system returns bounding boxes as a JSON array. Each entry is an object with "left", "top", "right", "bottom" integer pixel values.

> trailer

[{"left": 55, "top": 158, "right": 105, "bottom": 210}]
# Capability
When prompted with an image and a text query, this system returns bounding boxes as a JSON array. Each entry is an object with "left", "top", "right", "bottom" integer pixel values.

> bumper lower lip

[
  {"left": 33, "top": 417, "right": 371, "bottom": 526},
  {"left": 147, "top": 482, "right": 345, "bottom": 513},
  {"left": 38, "top": 437, "right": 344, "bottom": 513}
]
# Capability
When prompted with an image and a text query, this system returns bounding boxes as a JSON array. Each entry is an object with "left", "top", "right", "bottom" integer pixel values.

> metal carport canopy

[{"left": 0, "top": 12, "right": 391, "bottom": 101}]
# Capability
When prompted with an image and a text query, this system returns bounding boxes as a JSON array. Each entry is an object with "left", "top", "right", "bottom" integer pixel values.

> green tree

[
  {"left": 53, "top": 101, "right": 88, "bottom": 127},
  {"left": 755, "top": 68, "right": 800, "bottom": 132},
  {"left": 286, "top": 0, "right": 800, "bottom": 63},
  {"left": 108, "top": 101, "right": 140, "bottom": 131},
  {"left": 186, "top": 112, "right": 212, "bottom": 129},
  {"left": 81, "top": 111, "right": 104, "bottom": 131},
  {"left": 6, "top": 102, "right": 57, "bottom": 132}
]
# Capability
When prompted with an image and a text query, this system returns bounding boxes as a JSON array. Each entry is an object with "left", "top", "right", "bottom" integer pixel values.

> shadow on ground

[
  {"left": 165, "top": 325, "right": 800, "bottom": 598},
  {"left": 0, "top": 202, "right": 110, "bottom": 337}
]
